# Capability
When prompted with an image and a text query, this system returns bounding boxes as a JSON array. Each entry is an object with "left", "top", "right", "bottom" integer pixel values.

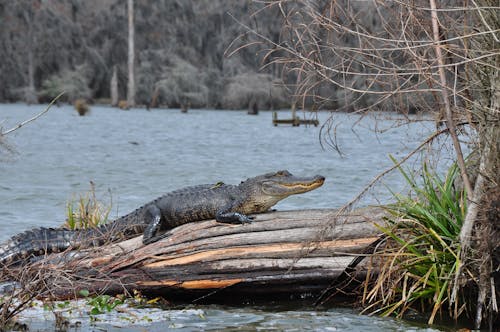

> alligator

[{"left": 0, "top": 170, "right": 324, "bottom": 267}]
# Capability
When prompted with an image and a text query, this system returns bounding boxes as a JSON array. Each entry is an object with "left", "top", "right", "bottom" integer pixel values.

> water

[
  {"left": 0, "top": 103, "right": 447, "bottom": 331},
  {"left": 20, "top": 302, "right": 442, "bottom": 332}
]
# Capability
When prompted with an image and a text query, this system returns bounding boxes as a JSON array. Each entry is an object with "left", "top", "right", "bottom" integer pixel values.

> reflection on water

[{"left": 0, "top": 104, "right": 445, "bottom": 331}]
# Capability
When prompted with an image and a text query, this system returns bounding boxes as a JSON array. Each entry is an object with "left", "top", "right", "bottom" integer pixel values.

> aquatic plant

[
  {"left": 118, "top": 100, "right": 129, "bottom": 110},
  {"left": 74, "top": 99, "right": 90, "bottom": 116},
  {"left": 123, "top": 290, "right": 163, "bottom": 309},
  {"left": 363, "top": 160, "right": 469, "bottom": 324},
  {"left": 79, "top": 290, "right": 124, "bottom": 316},
  {"left": 65, "top": 182, "right": 111, "bottom": 230},
  {"left": 77, "top": 289, "right": 164, "bottom": 317}
]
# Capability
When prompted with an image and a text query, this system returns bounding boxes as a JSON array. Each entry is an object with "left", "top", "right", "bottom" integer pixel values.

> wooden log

[{"left": 30, "top": 207, "right": 385, "bottom": 301}]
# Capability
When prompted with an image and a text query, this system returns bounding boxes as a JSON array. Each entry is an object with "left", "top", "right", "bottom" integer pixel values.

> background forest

[{"left": 0, "top": 0, "right": 293, "bottom": 110}]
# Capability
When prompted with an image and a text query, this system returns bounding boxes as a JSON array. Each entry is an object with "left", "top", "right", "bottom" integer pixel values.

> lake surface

[{"left": 0, "top": 103, "right": 449, "bottom": 331}]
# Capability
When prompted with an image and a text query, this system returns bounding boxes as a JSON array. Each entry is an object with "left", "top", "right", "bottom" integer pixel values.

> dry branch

[{"left": 1, "top": 92, "right": 64, "bottom": 137}]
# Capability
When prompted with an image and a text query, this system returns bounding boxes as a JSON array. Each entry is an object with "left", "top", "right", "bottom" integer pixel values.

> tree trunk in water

[
  {"left": 126, "top": 0, "right": 135, "bottom": 108},
  {"left": 110, "top": 66, "right": 118, "bottom": 107}
]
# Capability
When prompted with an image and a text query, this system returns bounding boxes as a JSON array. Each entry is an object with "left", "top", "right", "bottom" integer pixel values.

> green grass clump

[
  {"left": 65, "top": 182, "right": 111, "bottom": 230},
  {"left": 363, "top": 159, "right": 468, "bottom": 324}
]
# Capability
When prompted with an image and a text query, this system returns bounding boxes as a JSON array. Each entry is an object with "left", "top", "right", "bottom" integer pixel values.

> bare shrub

[
  {"left": 222, "top": 73, "right": 289, "bottom": 110},
  {"left": 40, "top": 66, "right": 91, "bottom": 103},
  {"left": 150, "top": 56, "right": 209, "bottom": 108}
]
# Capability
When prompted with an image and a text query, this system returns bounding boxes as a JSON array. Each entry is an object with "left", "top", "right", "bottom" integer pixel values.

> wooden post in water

[
  {"left": 272, "top": 103, "right": 319, "bottom": 127},
  {"left": 291, "top": 103, "right": 299, "bottom": 126}
]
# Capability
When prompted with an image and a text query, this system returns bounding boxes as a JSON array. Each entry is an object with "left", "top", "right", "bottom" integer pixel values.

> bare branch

[
  {"left": 1, "top": 92, "right": 64, "bottom": 137},
  {"left": 429, "top": 0, "right": 472, "bottom": 195}
]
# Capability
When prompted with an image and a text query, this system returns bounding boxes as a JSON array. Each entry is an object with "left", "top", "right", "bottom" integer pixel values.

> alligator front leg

[
  {"left": 142, "top": 205, "right": 164, "bottom": 245},
  {"left": 215, "top": 202, "right": 254, "bottom": 224}
]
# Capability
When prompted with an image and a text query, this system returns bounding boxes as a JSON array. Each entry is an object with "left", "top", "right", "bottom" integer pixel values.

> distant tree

[
  {"left": 110, "top": 65, "right": 119, "bottom": 106},
  {"left": 0, "top": 0, "right": 41, "bottom": 103},
  {"left": 127, "top": 0, "right": 135, "bottom": 108},
  {"left": 23, "top": 0, "right": 39, "bottom": 104}
]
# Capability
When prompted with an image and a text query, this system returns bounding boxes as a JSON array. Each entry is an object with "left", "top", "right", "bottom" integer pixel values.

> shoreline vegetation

[
  {"left": 0, "top": 1, "right": 436, "bottom": 113},
  {"left": 364, "top": 162, "right": 468, "bottom": 325}
]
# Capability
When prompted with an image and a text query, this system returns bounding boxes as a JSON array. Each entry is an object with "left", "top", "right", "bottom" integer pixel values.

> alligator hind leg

[{"left": 142, "top": 205, "right": 164, "bottom": 245}]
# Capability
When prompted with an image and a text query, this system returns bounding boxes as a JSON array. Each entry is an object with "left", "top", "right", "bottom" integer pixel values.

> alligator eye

[{"left": 276, "top": 170, "right": 290, "bottom": 177}]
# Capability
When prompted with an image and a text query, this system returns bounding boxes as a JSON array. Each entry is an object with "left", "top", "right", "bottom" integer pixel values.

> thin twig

[
  {"left": 1, "top": 92, "right": 64, "bottom": 136},
  {"left": 471, "top": 0, "right": 500, "bottom": 42}
]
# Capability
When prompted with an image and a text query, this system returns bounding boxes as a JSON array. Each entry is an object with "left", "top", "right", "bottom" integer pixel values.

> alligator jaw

[
  {"left": 256, "top": 171, "right": 325, "bottom": 197},
  {"left": 273, "top": 175, "right": 325, "bottom": 194}
]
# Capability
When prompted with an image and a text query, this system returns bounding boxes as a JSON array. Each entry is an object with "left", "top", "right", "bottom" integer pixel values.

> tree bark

[{"left": 30, "top": 208, "right": 385, "bottom": 301}]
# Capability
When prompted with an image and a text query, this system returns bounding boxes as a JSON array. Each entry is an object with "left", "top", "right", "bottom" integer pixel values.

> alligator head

[{"left": 239, "top": 170, "right": 325, "bottom": 213}]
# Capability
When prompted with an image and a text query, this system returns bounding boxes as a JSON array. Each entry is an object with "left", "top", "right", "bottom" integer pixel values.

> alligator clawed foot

[{"left": 142, "top": 230, "right": 173, "bottom": 245}]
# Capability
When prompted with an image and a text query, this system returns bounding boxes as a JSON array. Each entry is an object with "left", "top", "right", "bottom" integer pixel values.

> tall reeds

[{"left": 363, "top": 161, "right": 468, "bottom": 324}]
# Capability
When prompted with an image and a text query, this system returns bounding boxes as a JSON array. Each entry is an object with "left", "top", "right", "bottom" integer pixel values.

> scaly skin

[{"left": 0, "top": 170, "right": 325, "bottom": 266}]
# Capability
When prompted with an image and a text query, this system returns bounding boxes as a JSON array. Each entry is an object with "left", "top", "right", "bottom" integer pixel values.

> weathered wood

[{"left": 32, "top": 207, "right": 385, "bottom": 301}]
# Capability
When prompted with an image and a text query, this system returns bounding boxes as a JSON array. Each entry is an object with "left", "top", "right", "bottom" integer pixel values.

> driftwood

[{"left": 29, "top": 207, "right": 386, "bottom": 301}]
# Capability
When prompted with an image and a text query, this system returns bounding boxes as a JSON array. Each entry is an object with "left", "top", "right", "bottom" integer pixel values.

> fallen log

[{"left": 24, "top": 207, "right": 386, "bottom": 301}]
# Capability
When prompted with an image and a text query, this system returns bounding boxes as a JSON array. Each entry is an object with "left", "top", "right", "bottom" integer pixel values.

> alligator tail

[{"left": 0, "top": 227, "right": 76, "bottom": 267}]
